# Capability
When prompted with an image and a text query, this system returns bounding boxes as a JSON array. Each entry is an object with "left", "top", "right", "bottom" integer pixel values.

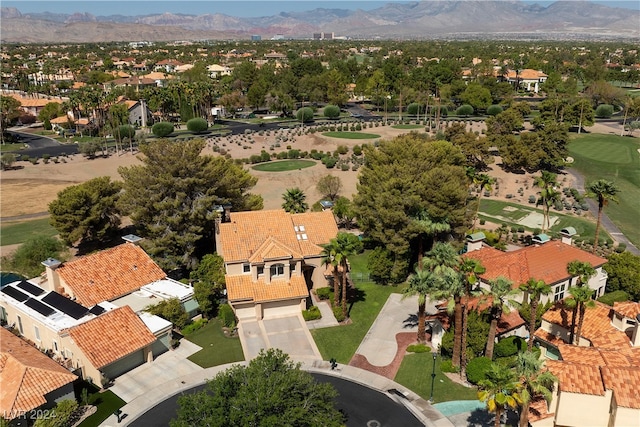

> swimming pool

[{"left": 433, "top": 399, "right": 485, "bottom": 417}]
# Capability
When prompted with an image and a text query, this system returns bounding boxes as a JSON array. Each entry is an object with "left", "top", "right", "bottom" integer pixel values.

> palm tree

[
  {"left": 534, "top": 171, "right": 559, "bottom": 233},
  {"left": 566, "top": 260, "right": 596, "bottom": 344},
  {"left": 459, "top": 258, "right": 485, "bottom": 371},
  {"left": 403, "top": 266, "right": 436, "bottom": 343},
  {"left": 410, "top": 210, "right": 450, "bottom": 268},
  {"left": 567, "top": 286, "right": 595, "bottom": 346},
  {"left": 484, "top": 276, "right": 519, "bottom": 360},
  {"left": 467, "top": 168, "right": 495, "bottom": 232},
  {"left": 333, "top": 232, "right": 363, "bottom": 319},
  {"left": 518, "top": 278, "right": 551, "bottom": 351},
  {"left": 515, "top": 351, "right": 557, "bottom": 427},
  {"left": 320, "top": 239, "right": 341, "bottom": 308},
  {"left": 586, "top": 180, "right": 619, "bottom": 254},
  {"left": 478, "top": 363, "right": 523, "bottom": 427},
  {"left": 282, "top": 187, "right": 308, "bottom": 213},
  {"left": 423, "top": 243, "right": 462, "bottom": 364}
]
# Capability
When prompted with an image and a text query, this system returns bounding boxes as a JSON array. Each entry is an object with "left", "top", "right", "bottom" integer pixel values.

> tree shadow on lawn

[{"left": 347, "top": 286, "right": 366, "bottom": 316}]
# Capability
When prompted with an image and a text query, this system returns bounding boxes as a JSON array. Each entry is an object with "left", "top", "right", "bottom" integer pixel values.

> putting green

[
  {"left": 322, "top": 132, "right": 380, "bottom": 139},
  {"left": 251, "top": 160, "right": 316, "bottom": 172}
]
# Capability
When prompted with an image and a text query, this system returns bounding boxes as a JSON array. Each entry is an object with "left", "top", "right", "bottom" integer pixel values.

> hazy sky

[{"left": 4, "top": 1, "right": 639, "bottom": 17}]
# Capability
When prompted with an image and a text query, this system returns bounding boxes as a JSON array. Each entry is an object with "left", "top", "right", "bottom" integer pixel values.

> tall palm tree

[
  {"left": 567, "top": 286, "right": 595, "bottom": 346},
  {"left": 320, "top": 239, "right": 341, "bottom": 308},
  {"left": 410, "top": 209, "right": 450, "bottom": 268},
  {"left": 484, "top": 276, "right": 519, "bottom": 360},
  {"left": 333, "top": 232, "right": 363, "bottom": 319},
  {"left": 534, "top": 171, "right": 559, "bottom": 233},
  {"left": 586, "top": 180, "right": 619, "bottom": 254},
  {"left": 403, "top": 266, "right": 436, "bottom": 343},
  {"left": 566, "top": 260, "right": 596, "bottom": 344},
  {"left": 478, "top": 363, "right": 523, "bottom": 427},
  {"left": 518, "top": 278, "right": 551, "bottom": 351},
  {"left": 423, "top": 243, "right": 462, "bottom": 364},
  {"left": 467, "top": 168, "right": 495, "bottom": 232},
  {"left": 459, "top": 258, "right": 485, "bottom": 371},
  {"left": 515, "top": 351, "right": 557, "bottom": 427},
  {"left": 282, "top": 187, "right": 308, "bottom": 213}
]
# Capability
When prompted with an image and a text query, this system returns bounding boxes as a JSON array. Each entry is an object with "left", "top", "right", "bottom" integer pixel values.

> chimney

[
  {"left": 466, "top": 232, "right": 486, "bottom": 252},
  {"left": 560, "top": 227, "right": 577, "bottom": 246},
  {"left": 41, "top": 258, "right": 62, "bottom": 293},
  {"left": 223, "top": 204, "right": 232, "bottom": 223},
  {"left": 632, "top": 314, "right": 640, "bottom": 347},
  {"left": 122, "top": 234, "right": 143, "bottom": 245}
]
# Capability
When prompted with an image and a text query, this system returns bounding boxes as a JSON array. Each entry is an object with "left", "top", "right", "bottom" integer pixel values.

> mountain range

[{"left": 1, "top": 1, "right": 639, "bottom": 43}]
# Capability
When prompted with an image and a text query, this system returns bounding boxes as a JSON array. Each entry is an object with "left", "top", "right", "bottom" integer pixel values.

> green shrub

[
  {"left": 407, "top": 103, "right": 424, "bottom": 116},
  {"left": 182, "top": 318, "right": 209, "bottom": 335},
  {"left": 218, "top": 303, "right": 236, "bottom": 328},
  {"left": 466, "top": 356, "right": 492, "bottom": 384},
  {"left": 494, "top": 336, "right": 527, "bottom": 358},
  {"left": 440, "top": 359, "right": 460, "bottom": 373},
  {"left": 486, "top": 105, "right": 503, "bottom": 116},
  {"left": 187, "top": 117, "right": 208, "bottom": 133},
  {"left": 152, "top": 121, "right": 175, "bottom": 137},
  {"left": 406, "top": 344, "right": 431, "bottom": 353},
  {"left": 316, "top": 287, "right": 332, "bottom": 300},
  {"left": 323, "top": 104, "right": 340, "bottom": 119},
  {"left": 117, "top": 124, "right": 136, "bottom": 139},
  {"left": 353, "top": 145, "right": 362, "bottom": 156},
  {"left": 598, "top": 290, "right": 629, "bottom": 306},
  {"left": 296, "top": 107, "right": 314, "bottom": 123},
  {"left": 302, "top": 305, "right": 322, "bottom": 321},
  {"left": 615, "top": 243, "right": 627, "bottom": 253},
  {"left": 324, "top": 157, "right": 337, "bottom": 169},
  {"left": 595, "top": 104, "right": 614, "bottom": 118},
  {"left": 456, "top": 104, "right": 474, "bottom": 116},
  {"left": 333, "top": 305, "right": 345, "bottom": 322},
  {"left": 337, "top": 145, "right": 348, "bottom": 155}
]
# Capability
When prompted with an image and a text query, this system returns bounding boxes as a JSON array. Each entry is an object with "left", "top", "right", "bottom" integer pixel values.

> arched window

[{"left": 270, "top": 263, "right": 285, "bottom": 278}]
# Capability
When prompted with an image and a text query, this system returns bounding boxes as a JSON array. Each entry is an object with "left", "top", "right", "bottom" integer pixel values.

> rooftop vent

[{"left": 532, "top": 234, "right": 551, "bottom": 244}]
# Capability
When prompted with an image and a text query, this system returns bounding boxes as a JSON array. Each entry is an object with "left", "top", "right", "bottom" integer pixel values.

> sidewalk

[{"left": 306, "top": 292, "right": 339, "bottom": 329}]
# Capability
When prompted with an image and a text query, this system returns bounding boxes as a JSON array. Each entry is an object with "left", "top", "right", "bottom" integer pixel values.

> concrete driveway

[{"left": 238, "top": 314, "right": 322, "bottom": 362}]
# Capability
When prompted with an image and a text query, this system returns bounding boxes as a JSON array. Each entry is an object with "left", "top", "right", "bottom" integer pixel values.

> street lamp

[{"left": 429, "top": 352, "right": 437, "bottom": 403}]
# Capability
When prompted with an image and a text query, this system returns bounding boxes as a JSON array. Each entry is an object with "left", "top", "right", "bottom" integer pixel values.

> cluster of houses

[{"left": 1, "top": 208, "right": 639, "bottom": 424}]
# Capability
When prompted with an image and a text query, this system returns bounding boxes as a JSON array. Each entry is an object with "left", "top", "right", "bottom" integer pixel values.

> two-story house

[{"left": 215, "top": 209, "right": 338, "bottom": 321}]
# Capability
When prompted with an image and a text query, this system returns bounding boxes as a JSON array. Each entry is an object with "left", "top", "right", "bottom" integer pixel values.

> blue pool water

[
  {"left": 0, "top": 272, "right": 26, "bottom": 287},
  {"left": 433, "top": 400, "right": 485, "bottom": 417}
]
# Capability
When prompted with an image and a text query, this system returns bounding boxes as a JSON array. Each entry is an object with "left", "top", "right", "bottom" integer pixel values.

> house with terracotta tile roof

[
  {"left": 0, "top": 328, "right": 77, "bottom": 421},
  {"left": 502, "top": 68, "right": 548, "bottom": 93},
  {"left": 529, "top": 301, "right": 640, "bottom": 426},
  {"left": 464, "top": 231, "right": 608, "bottom": 307},
  {"left": 216, "top": 209, "right": 338, "bottom": 320}
]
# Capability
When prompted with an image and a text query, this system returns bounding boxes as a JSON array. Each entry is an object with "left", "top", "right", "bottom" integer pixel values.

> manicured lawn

[
  {"left": 568, "top": 134, "right": 640, "bottom": 248},
  {"left": 311, "top": 251, "right": 404, "bottom": 364},
  {"left": 0, "top": 218, "right": 58, "bottom": 245},
  {"left": 251, "top": 159, "right": 316, "bottom": 172},
  {"left": 391, "top": 124, "right": 423, "bottom": 129},
  {"left": 185, "top": 318, "right": 244, "bottom": 368},
  {"left": 322, "top": 131, "right": 381, "bottom": 139},
  {"left": 0, "top": 143, "right": 27, "bottom": 152},
  {"left": 394, "top": 354, "right": 479, "bottom": 403},
  {"left": 77, "top": 390, "right": 125, "bottom": 427},
  {"left": 479, "top": 199, "right": 609, "bottom": 242}
]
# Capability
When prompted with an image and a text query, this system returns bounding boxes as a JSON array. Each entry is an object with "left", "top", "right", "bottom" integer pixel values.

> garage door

[
  {"left": 234, "top": 302, "right": 257, "bottom": 320},
  {"left": 102, "top": 349, "right": 145, "bottom": 380},
  {"left": 262, "top": 300, "right": 301, "bottom": 319}
]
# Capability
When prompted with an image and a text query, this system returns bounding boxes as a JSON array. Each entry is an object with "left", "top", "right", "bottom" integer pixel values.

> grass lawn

[
  {"left": 0, "top": 218, "right": 58, "bottom": 245},
  {"left": 479, "top": 199, "right": 610, "bottom": 242},
  {"left": 568, "top": 134, "right": 640, "bottom": 248},
  {"left": 391, "top": 124, "right": 423, "bottom": 129},
  {"left": 394, "top": 354, "right": 478, "bottom": 403},
  {"left": 322, "top": 131, "right": 381, "bottom": 139},
  {"left": 0, "top": 143, "right": 27, "bottom": 152},
  {"left": 185, "top": 318, "right": 244, "bottom": 368},
  {"left": 251, "top": 159, "right": 316, "bottom": 172},
  {"left": 77, "top": 390, "right": 126, "bottom": 427},
  {"left": 311, "top": 251, "right": 404, "bottom": 364}
]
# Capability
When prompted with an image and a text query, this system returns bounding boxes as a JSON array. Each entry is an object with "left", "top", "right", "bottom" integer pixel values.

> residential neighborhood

[{"left": 1, "top": 5, "right": 640, "bottom": 427}]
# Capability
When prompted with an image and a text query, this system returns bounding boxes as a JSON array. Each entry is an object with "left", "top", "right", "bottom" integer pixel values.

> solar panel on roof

[
  {"left": 89, "top": 305, "right": 105, "bottom": 315},
  {"left": 17, "top": 280, "right": 45, "bottom": 296},
  {"left": 42, "top": 292, "right": 89, "bottom": 320},
  {"left": 1, "top": 286, "right": 29, "bottom": 302},
  {"left": 24, "top": 298, "right": 55, "bottom": 317}
]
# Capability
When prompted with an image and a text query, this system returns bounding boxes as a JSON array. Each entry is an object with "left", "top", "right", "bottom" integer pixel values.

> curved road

[
  {"left": 127, "top": 373, "right": 423, "bottom": 427},
  {"left": 8, "top": 129, "right": 78, "bottom": 158}
]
